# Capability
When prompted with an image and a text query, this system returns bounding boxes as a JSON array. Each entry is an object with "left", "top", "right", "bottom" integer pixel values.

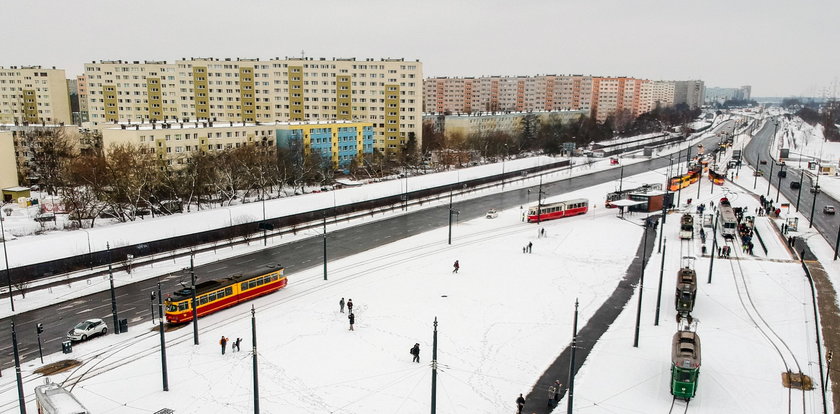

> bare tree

[
  {"left": 60, "top": 154, "right": 109, "bottom": 228},
  {"left": 19, "top": 127, "right": 76, "bottom": 195},
  {"left": 102, "top": 144, "right": 160, "bottom": 222}
]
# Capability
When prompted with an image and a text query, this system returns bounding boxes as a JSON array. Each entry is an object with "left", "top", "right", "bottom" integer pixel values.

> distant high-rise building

[
  {"left": 76, "top": 75, "right": 89, "bottom": 123},
  {"left": 673, "top": 80, "right": 705, "bottom": 109},
  {"left": 705, "top": 85, "right": 750, "bottom": 103},
  {"left": 423, "top": 75, "right": 593, "bottom": 115},
  {"left": 0, "top": 66, "right": 73, "bottom": 125},
  {"left": 83, "top": 57, "right": 422, "bottom": 156}
]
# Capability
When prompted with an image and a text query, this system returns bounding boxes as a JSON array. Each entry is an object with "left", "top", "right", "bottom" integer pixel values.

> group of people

[
  {"left": 219, "top": 336, "right": 243, "bottom": 355},
  {"left": 339, "top": 297, "right": 355, "bottom": 330},
  {"left": 514, "top": 380, "right": 563, "bottom": 413},
  {"left": 522, "top": 242, "right": 533, "bottom": 254}
]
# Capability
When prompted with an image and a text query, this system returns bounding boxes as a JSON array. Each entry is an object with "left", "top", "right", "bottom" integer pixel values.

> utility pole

[
  {"left": 796, "top": 172, "right": 804, "bottom": 212},
  {"left": 754, "top": 157, "right": 760, "bottom": 189},
  {"left": 708, "top": 211, "right": 719, "bottom": 284},
  {"left": 776, "top": 163, "right": 785, "bottom": 201},
  {"left": 0, "top": 213, "right": 13, "bottom": 312},
  {"left": 36, "top": 323, "right": 44, "bottom": 364},
  {"left": 323, "top": 213, "right": 328, "bottom": 280},
  {"left": 655, "top": 239, "right": 667, "bottom": 326},
  {"left": 252, "top": 305, "right": 260, "bottom": 414},
  {"left": 537, "top": 177, "right": 545, "bottom": 224},
  {"left": 11, "top": 321, "right": 25, "bottom": 414},
  {"left": 190, "top": 254, "right": 198, "bottom": 345},
  {"left": 618, "top": 163, "right": 624, "bottom": 193},
  {"left": 448, "top": 191, "right": 458, "bottom": 244},
  {"left": 767, "top": 161, "right": 775, "bottom": 197},
  {"left": 430, "top": 317, "right": 438, "bottom": 414},
  {"left": 810, "top": 178, "right": 818, "bottom": 229},
  {"left": 158, "top": 281, "right": 169, "bottom": 391},
  {"left": 107, "top": 242, "right": 119, "bottom": 335},
  {"left": 567, "top": 299, "right": 579, "bottom": 414},
  {"left": 633, "top": 223, "right": 649, "bottom": 347}
]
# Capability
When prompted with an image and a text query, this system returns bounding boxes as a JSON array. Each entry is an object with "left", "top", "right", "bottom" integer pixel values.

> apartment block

[
  {"left": 424, "top": 110, "right": 588, "bottom": 138},
  {"left": 101, "top": 120, "right": 276, "bottom": 168},
  {"left": 0, "top": 124, "right": 81, "bottom": 184},
  {"left": 0, "top": 66, "right": 73, "bottom": 125},
  {"left": 76, "top": 75, "right": 89, "bottom": 123},
  {"left": 84, "top": 57, "right": 422, "bottom": 156},
  {"left": 424, "top": 75, "right": 593, "bottom": 115},
  {"left": 0, "top": 131, "right": 17, "bottom": 189},
  {"left": 591, "top": 77, "right": 650, "bottom": 123},
  {"left": 647, "top": 81, "right": 676, "bottom": 110},
  {"left": 673, "top": 80, "right": 705, "bottom": 109},
  {"left": 275, "top": 121, "right": 374, "bottom": 170}
]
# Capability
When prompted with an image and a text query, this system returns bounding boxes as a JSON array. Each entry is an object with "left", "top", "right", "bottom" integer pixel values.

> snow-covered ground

[
  {"left": 2, "top": 138, "right": 835, "bottom": 412},
  {"left": 768, "top": 116, "right": 840, "bottom": 205}
]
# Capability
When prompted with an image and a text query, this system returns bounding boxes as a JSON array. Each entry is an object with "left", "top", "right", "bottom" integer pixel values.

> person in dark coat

[
  {"left": 348, "top": 312, "right": 355, "bottom": 331},
  {"left": 553, "top": 380, "right": 561, "bottom": 403},
  {"left": 220, "top": 336, "right": 228, "bottom": 355},
  {"left": 410, "top": 343, "right": 420, "bottom": 363},
  {"left": 347, "top": 299, "right": 353, "bottom": 313},
  {"left": 452, "top": 260, "right": 460, "bottom": 273},
  {"left": 516, "top": 393, "right": 526, "bottom": 414},
  {"left": 339, "top": 297, "right": 345, "bottom": 313},
  {"left": 234, "top": 337, "right": 242, "bottom": 352}
]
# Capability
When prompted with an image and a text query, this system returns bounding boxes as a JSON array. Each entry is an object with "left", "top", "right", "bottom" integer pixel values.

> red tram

[
  {"left": 527, "top": 198, "right": 589, "bottom": 223},
  {"left": 165, "top": 264, "right": 287, "bottom": 324}
]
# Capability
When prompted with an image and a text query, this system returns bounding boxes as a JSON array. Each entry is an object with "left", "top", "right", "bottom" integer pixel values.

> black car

[{"left": 790, "top": 181, "right": 801, "bottom": 190}]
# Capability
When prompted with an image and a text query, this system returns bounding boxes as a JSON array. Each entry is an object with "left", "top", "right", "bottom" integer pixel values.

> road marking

[
  {"left": 239, "top": 258, "right": 256, "bottom": 264},
  {"left": 208, "top": 266, "right": 228, "bottom": 272}
]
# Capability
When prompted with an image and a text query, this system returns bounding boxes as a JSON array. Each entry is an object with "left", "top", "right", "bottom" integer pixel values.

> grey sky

[{"left": 2, "top": 0, "right": 837, "bottom": 97}]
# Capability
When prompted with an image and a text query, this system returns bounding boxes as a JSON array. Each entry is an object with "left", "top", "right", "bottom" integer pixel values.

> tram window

[
  {"left": 225, "top": 287, "right": 232, "bottom": 295},
  {"left": 248, "top": 280, "right": 257, "bottom": 289},
  {"left": 167, "top": 304, "right": 178, "bottom": 312},
  {"left": 199, "top": 296, "right": 207, "bottom": 305},
  {"left": 257, "top": 278, "right": 264, "bottom": 286},
  {"left": 217, "top": 290, "right": 224, "bottom": 298},
  {"left": 178, "top": 302, "right": 188, "bottom": 311},
  {"left": 271, "top": 275, "right": 278, "bottom": 281},
  {"left": 209, "top": 293, "right": 217, "bottom": 301},
  {"left": 241, "top": 282, "right": 248, "bottom": 291}
]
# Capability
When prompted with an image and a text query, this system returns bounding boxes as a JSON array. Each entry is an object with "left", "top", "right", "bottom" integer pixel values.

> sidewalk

[{"left": 522, "top": 223, "right": 657, "bottom": 413}]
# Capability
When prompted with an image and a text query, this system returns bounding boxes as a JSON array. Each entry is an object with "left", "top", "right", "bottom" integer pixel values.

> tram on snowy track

[
  {"left": 165, "top": 264, "right": 287, "bottom": 324},
  {"left": 718, "top": 197, "right": 738, "bottom": 239},
  {"left": 671, "top": 329, "right": 701, "bottom": 401},
  {"left": 679, "top": 214, "right": 694, "bottom": 239},
  {"left": 668, "top": 166, "right": 701, "bottom": 192},
  {"left": 675, "top": 260, "right": 697, "bottom": 314},
  {"left": 526, "top": 198, "right": 588, "bottom": 223},
  {"left": 35, "top": 381, "right": 90, "bottom": 414}
]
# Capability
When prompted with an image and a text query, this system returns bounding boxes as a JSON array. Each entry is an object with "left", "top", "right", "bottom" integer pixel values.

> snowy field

[{"left": 2, "top": 154, "right": 834, "bottom": 413}]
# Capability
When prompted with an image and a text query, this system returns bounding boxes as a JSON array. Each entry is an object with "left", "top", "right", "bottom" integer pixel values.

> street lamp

[{"left": 776, "top": 162, "right": 785, "bottom": 201}]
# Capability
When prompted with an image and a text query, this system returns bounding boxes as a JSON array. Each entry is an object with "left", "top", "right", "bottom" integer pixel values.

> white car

[
  {"left": 485, "top": 209, "right": 498, "bottom": 219},
  {"left": 67, "top": 318, "right": 108, "bottom": 341}
]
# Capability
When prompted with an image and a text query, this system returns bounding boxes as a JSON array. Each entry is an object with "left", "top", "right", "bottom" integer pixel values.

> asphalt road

[
  {"left": 743, "top": 119, "right": 840, "bottom": 241},
  {"left": 0, "top": 120, "right": 735, "bottom": 370}
]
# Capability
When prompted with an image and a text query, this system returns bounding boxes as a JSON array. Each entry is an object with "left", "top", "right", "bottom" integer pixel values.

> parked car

[
  {"left": 824, "top": 205, "right": 836, "bottom": 215},
  {"left": 485, "top": 209, "right": 498, "bottom": 219},
  {"left": 67, "top": 318, "right": 107, "bottom": 341}
]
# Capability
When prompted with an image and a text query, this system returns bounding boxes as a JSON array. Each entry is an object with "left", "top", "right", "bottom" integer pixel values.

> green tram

[
  {"left": 671, "top": 329, "right": 701, "bottom": 400},
  {"left": 675, "top": 265, "right": 697, "bottom": 314}
]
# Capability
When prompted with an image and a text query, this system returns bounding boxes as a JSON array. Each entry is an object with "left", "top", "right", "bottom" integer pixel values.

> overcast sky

[{"left": 2, "top": 0, "right": 837, "bottom": 97}]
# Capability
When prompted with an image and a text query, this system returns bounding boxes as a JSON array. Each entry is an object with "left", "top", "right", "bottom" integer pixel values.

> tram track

[
  {"left": 668, "top": 395, "right": 689, "bottom": 414},
  {"left": 723, "top": 237, "right": 807, "bottom": 414},
  {"left": 1, "top": 211, "right": 609, "bottom": 412}
]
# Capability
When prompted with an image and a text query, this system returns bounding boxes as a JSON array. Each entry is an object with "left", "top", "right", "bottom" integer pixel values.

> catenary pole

[
  {"left": 11, "top": 321, "right": 25, "bottom": 414},
  {"left": 430, "top": 317, "right": 438, "bottom": 414},
  {"left": 158, "top": 281, "right": 169, "bottom": 391},
  {"left": 252, "top": 305, "right": 260, "bottom": 414},
  {"left": 708, "top": 211, "right": 719, "bottom": 284},
  {"left": 191, "top": 254, "right": 198, "bottom": 345},
  {"left": 107, "top": 242, "right": 119, "bottom": 334},
  {"left": 567, "top": 299, "right": 579, "bottom": 414},
  {"left": 633, "top": 223, "right": 649, "bottom": 347},
  {"left": 0, "top": 213, "right": 13, "bottom": 312},
  {"left": 655, "top": 239, "right": 667, "bottom": 326}
]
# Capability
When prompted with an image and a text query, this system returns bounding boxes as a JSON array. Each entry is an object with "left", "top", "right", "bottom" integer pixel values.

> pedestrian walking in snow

[
  {"left": 339, "top": 297, "right": 345, "bottom": 313},
  {"left": 547, "top": 384, "right": 556, "bottom": 407},
  {"left": 220, "top": 336, "right": 228, "bottom": 355},
  {"left": 348, "top": 312, "right": 355, "bottom": 331},
  {"left": 554, "top": 380, "right": 561, "bottom": 402},
  {"left": 234, "top": 337, "right": 242, "bottom": 352},
  {"left": 453, "top": 260, "right": 460, "bottom": 273},
  {"left": 541, "top": 228, "right": 546, "bottom": 237},
  {"left": 516, "top": 393, "right": 526, "bottom": 414},
  {"left": 528, "top": 241, "right": 533, "bottom": 253},
  {"left": 347, "top": 299, "right": 354, "bottom": 313},
  {"left": 523, "top": 246, "right": 526, "bottom": 253},
  {"left": 410, "top": 343, "right": 420, "bottom": 363}
]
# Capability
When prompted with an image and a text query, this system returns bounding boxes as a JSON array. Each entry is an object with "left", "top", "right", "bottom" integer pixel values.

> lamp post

[
  {"left": 536, "top": 177, "right": 546, "bottom": 224},
  {"left": 0, "top": 211, "right": 13, "bottom": 311},
  {"left": 754, "top": 157, "right": 760, "bottom": 189},
  {"left": 776, "top": 163, "right": 785, "bottom": 201},
  {"left": 767, "top": 161, "right": 775, "bottom": 197},
  {"left": 796, "top": 171, "right": 804, "bottom": 212},
  {"left": 501, "top": 144, "right": 508, "bottom": 189},
  {"left": 107, "top": 242, "right": 119, "bottom": 334}
]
